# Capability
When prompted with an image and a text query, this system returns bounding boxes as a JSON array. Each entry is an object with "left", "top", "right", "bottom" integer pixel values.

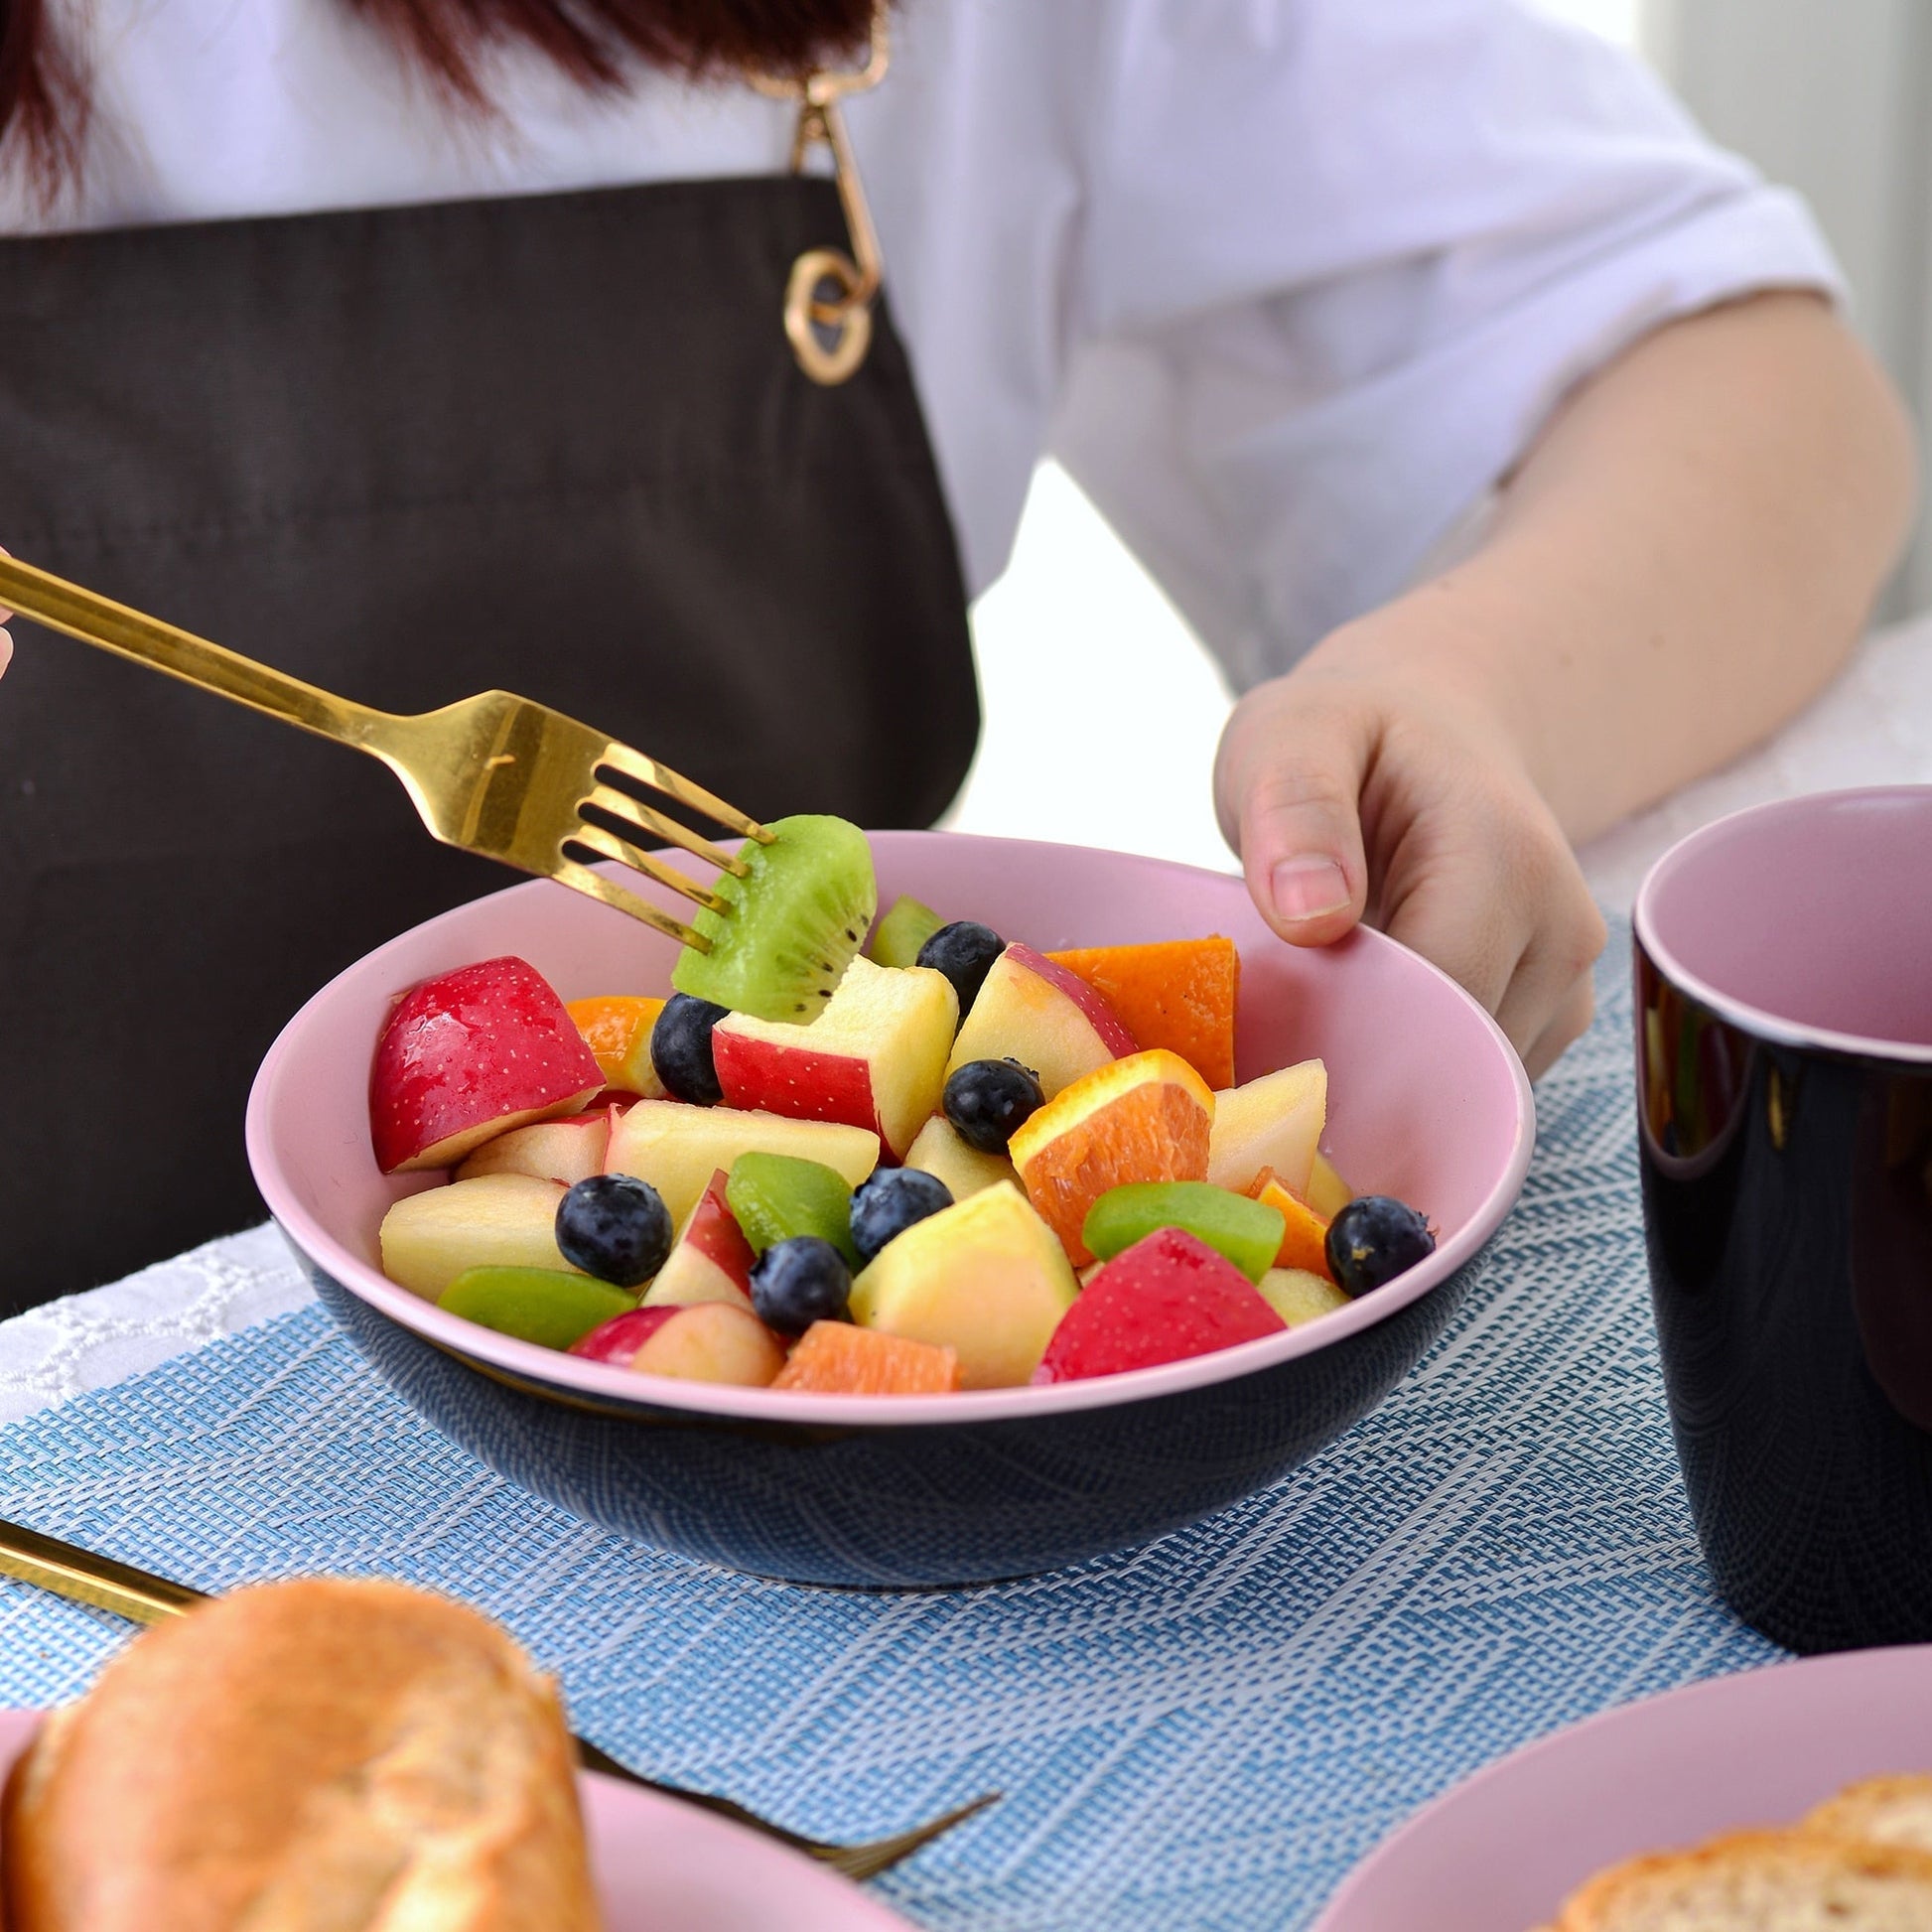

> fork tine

[
  {"left": 597, "top": 743, "right": 775, "bottom": 845},
  {"left": 828, "top": 1792, "right": 1003, "bottom": 1881},
  {"left": 580, "top": 783, "right": 749, "bottom": 878},
  {"left": 569, "top": 822, "right": 732, "bottom": 914},
  {"left": 548, "top": 857, "right": 709, "bottom": 950}
]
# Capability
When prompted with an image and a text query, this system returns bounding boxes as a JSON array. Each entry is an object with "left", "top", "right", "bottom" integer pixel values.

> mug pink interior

[{"left": 1638, "top": 788, "right": 1932, "bottom": 1052}]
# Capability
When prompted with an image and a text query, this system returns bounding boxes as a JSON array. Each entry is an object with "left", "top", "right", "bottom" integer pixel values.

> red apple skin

[
  {"left": 644, "top": 1171, "right": 759, "bottom": 1311},
  {"left": 570, "top": 1306, "right": 678, "bottom": 1365},
  {"left": 1033, "top": 1226, "right": 1284, "bottom": 1383},
  {"left": 628, "top": 1302, "right": 787, "bottom": 1386},
  {"left": 712, "top": 1035, "right": 884, "bottom": 1144},
  {"left": 370, "top": 956, "right": 604, "bottom": 1174},
  {"left": 682, "top": 1173, "right": 758, "bottom": 1287},
  {"left": 1003, "top": 945, "right": 1139, "bottom": 1057}
]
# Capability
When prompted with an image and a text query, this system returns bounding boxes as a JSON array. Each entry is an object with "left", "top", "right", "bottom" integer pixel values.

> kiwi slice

[
  {"left": 727, "top": 1152, "right": 859, "bottom": 1266},
  {"left": 672, "top": 814, "right": 877, "bottom": 1022},
  {"left": 867, "top": 894, "right": 946, "bottom": 969},
  {"left": 438, "top": 1267, "right": 636, "bottom": 1351},
  {"left": 1083, "top": 1182, "right": 1286, "bottom": 1285}
]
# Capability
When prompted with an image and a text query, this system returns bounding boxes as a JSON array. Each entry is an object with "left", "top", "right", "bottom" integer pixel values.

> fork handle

[
  {"left": 0, "top": 1517, "right": 738, "bottom": 1822},
  {"left": 0, "top": 554, "right": 392, "bottom": 752}
]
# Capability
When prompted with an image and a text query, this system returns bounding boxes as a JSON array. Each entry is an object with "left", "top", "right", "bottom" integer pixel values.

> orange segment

[
  {"left": 1047, "top": 937, "right": 1240, "bottom": 1090},
  {"left": 771, "top": 1320, "right": 962, "bottom": 1394},
  {"left": 1249, "top": 1168, "right": 1334, "bottom": 1281},
  {"left": 567, "top": 996, "right": 666, "bottom": 1098},
  {"left": 1008, "top": 1048, "right": 1213, "bottom": 1265}
]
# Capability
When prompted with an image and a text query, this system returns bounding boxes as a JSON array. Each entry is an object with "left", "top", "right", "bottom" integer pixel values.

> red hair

[{"left": 1, "top": 0, "right": 875, "bottom": 193}]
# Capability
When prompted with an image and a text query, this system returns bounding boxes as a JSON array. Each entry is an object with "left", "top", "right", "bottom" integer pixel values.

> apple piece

[
  {"left": 454, "top": 1105, "right": 616, "bottom": 1186},
  {"left": 378, "top": 1173, "right": 575, "bottom": 1301},
  {"left": 566, "top": 995, "right": 667, "bottom": 1099},
  {"left": 1034, "top": 1226, "right": 1285, "bottom": 1383},
  {"left": 771, "top": 1321, "right": 962, "bottom": 1394},
  {"left": 848, "top": 1181, "right": 1078, "bottom": 1389},
  {"left": 710, "top": 956, "right": 957, "bottom": 1161},
  {"left": 944, "top": 944, "right": 1138, "bottom": 1100},
  {"left": 642, "top": 1170, "right": 758, "bottom": 1312},
  {"left": 605, "top": 1100, "right": 878, "bottom": 1228},
  {"left": 1257, "top": 1268, "right": 1350, "bottom": 1328},
  {"left": 570, "top": 1305, "right": 676, "bottom": 1364},
  {"left": 1205, "top": 1058, "right": 1327, "bottom": 1198},
  {"left": 1045, "top": 937, "right": 1240, "bottom": 1091},
  {"left": 1247, "top": 1168, "right": 1335, "bottom": 1280},
  {"left": 903, "top": 1115, "right": 1019, "bottom": 1200},
  {"left": 369, "top": 956, "right": 603, "bottom": 1174},
  {"left": 1305, "top": 1151, "right": 1355, "bottom": 1220},
  {"left": 438, "top": 1266, "right": 634, "bottom": 1351},
  {"left": 629, "top": 1301, "right": 786, "bottom": 1386},
  {"left": 1006, "top": 1048, "right": 1215, "bottom": 1266}
]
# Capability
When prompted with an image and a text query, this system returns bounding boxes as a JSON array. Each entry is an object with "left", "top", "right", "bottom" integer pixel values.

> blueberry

[
  {"left": 555, "top": 1173, "right": 673, "bottom": 1288},
  {"left": 650, "top": 992, "right": 729, "bottom": 1106},
  {"left": 1324, "top": 1195, "right": 1436, "bottom": 1297},
  {"left": 849, "top": 1168, "right": 954, "bottom": 1266},
  {"left": 750, "top": 1236, "right": 852, "bottom": 1336},
  {"left": 942, "top": 1057, "right": 1044, "bottom": 1155},
  {"left": 915, "top": 920, "right": 1006, "bottom": 1015}
]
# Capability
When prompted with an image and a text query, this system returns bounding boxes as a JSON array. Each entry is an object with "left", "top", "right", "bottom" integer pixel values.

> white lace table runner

[{"left": 7, "top": 608, "right": 1930, "bottom": 1421}]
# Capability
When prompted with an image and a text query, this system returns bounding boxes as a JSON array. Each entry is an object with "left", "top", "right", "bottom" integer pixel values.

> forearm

[{"left": 1307, "top": 291, "right": 1918, "bottom": 843}]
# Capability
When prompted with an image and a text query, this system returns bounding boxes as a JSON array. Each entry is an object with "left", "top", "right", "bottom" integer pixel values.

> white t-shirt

[{"left": 12, "top": 0, "right": 1840, "bottom": 688}]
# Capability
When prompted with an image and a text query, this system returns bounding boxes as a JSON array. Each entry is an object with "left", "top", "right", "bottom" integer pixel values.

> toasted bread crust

[
  {"left": 1550, "top": 1827, "right": 1932, "bottom": 1929},
  {"left": 1, "top": 1579, "right": 600, "bottom": 1932},
  {"left": 1804, "top": 1773, "right": 1932, "bottom": 1856}
]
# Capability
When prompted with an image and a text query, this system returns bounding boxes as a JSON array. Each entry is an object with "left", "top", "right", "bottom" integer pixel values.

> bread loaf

[
  {"left": 1, "top": 1578, "right": 602, "bottom": 1932},
  {"left": 1805, "top": 1774, "right": 1932, "bottom": 1857},
  {"left": 1547, "top": 1827, "right": 1932, "bottom": 1929}
]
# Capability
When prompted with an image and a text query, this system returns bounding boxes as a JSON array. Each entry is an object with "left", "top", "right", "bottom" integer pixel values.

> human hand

[
  {"left": 1213, "top": 602, "right": 1607, "bottom": 1080},
  {"left": 0, "top": 545, "right": 12, "bottom": 676}
]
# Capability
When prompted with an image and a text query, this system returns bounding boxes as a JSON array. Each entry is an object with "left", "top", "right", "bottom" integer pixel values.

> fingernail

[{"left": 1271, "top": 857, "right": 1349, "bottom": 922}]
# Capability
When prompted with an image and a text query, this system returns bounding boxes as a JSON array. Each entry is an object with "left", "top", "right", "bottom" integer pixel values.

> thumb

[{"left": 1214, "top": 681, "right": 1372, "bottom": 948}]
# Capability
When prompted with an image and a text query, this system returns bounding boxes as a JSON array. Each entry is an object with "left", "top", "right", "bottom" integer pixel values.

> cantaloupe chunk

[
  {"left": 771, "top": 1321, "right": 962, "bottom": 1394},
  {"left": 1248, "top": 1167, "right": 1335, "bottom": 1281},
  {"left": 1047, "top": 937, "right": 1240, "bottom": 1090},
  {"left": 567, "top": 995, "right": 667, "bottom": 1098}
]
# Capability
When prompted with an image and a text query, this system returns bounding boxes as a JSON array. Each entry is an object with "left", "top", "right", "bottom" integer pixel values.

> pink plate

[
  {"left": 0, "top": 1709, "right": 914, "bottom": 1930},
  {"left": 1312, "top": 1647, "right": 1932, "bottom": 1931}
]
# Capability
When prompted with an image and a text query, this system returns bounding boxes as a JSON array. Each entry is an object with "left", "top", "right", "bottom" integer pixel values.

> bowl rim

[
  {"left": 1632, "top": 784, "right": 1932, "bottom": 1067},
  {"left": 246, "top": 832, "right": 1535, "bottom": 1427}
]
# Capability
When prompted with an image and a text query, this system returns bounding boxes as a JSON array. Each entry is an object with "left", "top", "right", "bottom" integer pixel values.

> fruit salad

[{"left": 368, "top": 816, "right": 1437, "bottom": 1396}]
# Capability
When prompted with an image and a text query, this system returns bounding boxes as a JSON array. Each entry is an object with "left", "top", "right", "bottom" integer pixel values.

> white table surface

[{"left": 6, "top": 606, "right": 1931, "bottom": 1427}]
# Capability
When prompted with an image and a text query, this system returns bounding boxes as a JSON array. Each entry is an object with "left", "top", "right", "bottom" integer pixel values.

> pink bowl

[{"left": 247, "top": 833, "right": 1533, "bottom": 1584}]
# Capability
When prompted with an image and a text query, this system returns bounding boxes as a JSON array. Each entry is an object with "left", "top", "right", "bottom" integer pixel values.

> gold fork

[
  {"left": 0, "top": 555, "right": 768, "bottom": 947},
  {"left": 0, "top": 1517, "right": 997, "bottom": 1882}
]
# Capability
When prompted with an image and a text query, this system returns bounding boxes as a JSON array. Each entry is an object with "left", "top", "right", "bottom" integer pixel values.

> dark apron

[{"left": 0, "top": 176, "right": 978, "bottom": 1314}]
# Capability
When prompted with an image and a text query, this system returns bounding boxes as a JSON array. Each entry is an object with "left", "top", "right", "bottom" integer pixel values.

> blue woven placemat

[{"left": 0, "top": 927, "right": 1777, "bottom": 1929}]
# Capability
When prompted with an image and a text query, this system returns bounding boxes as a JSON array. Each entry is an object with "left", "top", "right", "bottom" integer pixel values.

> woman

[{"left": 0, "top": 0, "right": 1912, "bottom": 1313}]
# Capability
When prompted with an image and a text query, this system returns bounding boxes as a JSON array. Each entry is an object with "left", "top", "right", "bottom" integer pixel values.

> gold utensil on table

[
  {"left": 0, "top": 554, "right": 766, "bottom": 948},
  {"left": 0, "top": 1517, "right": 996, "bottom": 1881}
]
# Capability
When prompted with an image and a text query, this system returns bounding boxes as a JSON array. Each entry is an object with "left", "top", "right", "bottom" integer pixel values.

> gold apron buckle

[{"left": 751, "top": 9, "right": 890, "bottom": 386}]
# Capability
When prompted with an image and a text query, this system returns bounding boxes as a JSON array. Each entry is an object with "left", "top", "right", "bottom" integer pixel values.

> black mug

[{"left": 1634, "top": 787, "right": 1932, "bottom": 1654}]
